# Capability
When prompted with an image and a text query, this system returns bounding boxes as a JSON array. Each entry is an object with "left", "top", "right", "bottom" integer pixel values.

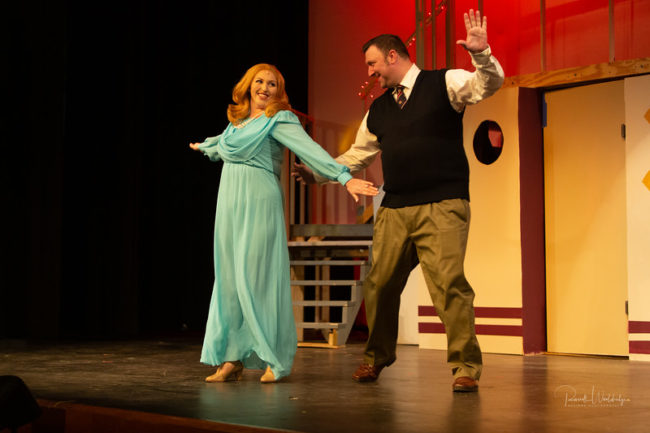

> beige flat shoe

[
  {"left": 260, "top": 366, "right": 276, "bottom": 383},
  {"left": 205, "top": 361, "right": 243, "bottom": 382}
]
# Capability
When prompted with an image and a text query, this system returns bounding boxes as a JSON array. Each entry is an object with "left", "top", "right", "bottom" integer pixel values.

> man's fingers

[
  {"left": 469, "top": 9, "right": 476, "bottom": 28},
  {"left": 464, "top": 9, "right": 486, "bottom": 31}
]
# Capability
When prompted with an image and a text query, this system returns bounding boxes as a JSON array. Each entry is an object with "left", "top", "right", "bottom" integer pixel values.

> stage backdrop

[{"left": 1, "top": 0, "right": 308, "bottom": 339}]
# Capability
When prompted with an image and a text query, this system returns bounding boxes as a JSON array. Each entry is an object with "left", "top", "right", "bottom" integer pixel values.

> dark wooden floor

[{"left": 1, "top": 337, "right": 649, "bottom": 433}]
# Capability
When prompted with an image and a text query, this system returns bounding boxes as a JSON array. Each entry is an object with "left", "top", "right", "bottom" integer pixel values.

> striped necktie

[{"left": 394, "top": 85, "right": 407, "bottom": 109}]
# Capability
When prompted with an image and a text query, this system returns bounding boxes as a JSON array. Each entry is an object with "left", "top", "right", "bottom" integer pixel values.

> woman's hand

[
  {"left": 189, "top": 142, "right": 202, "bottom": 151},
  {"left": 345, "top": 178, "right": 379, "bottom": 202}
]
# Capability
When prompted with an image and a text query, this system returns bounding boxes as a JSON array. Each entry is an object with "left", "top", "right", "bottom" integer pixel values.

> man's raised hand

[{"left": 456, "top": 9, "right": 488, "bottom": 53}]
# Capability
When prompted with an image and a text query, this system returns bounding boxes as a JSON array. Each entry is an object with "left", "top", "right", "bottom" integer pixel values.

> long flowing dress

[{"left": 198, "top": 110, "right": 352, "bottom": 379}]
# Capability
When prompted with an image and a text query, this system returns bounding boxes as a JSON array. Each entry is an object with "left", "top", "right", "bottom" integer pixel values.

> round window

[{"left": 473, "top": 120, "right": 503, "bottom": 165}]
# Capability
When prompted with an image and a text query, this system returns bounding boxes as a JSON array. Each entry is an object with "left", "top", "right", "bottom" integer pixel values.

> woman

[{"left": 190, "top": 64, "right": 377, "bottom": 383}]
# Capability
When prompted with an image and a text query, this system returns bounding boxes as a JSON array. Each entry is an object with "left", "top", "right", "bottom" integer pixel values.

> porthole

[{"left": 473, "top": 120, "right": 503, "bottom": 165}]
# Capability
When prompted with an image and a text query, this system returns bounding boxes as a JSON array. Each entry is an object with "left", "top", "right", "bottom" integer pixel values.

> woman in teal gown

[{"left": 190, "top": 64, "right": 377, "bottom": 383}]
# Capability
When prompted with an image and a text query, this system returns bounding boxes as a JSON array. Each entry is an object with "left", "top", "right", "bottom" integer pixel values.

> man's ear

[{"left": 387, "top": 49, "right": 399, "bottom": 65}]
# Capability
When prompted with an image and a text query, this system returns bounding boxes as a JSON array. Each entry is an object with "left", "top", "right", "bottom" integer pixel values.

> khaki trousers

[{"left": 363, "top": 198, "right": 482, "bottom": 380}]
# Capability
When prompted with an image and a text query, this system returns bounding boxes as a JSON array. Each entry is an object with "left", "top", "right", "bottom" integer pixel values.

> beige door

[{"left": 544, "top": 80, "right": 629, "bottom": 356}]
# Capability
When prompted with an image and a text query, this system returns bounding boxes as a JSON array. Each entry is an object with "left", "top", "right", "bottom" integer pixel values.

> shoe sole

[
  {"left": 453, "top": 385, "right": 478, "bottom": 392},
  {"left": 353, "top": 376, "right": 378, "bottom": 383}
]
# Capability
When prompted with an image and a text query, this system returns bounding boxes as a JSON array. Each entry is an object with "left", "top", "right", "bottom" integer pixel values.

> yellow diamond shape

[
  {"left": 644, "top": 171, "right": 650, "bottom": 192},
  {"left": 645, "top": 109, "right": 650, "bottom": 124}
]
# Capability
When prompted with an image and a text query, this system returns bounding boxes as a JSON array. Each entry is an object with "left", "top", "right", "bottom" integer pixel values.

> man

[{"left": 294, "top": 10, "right": 504, "bottom": 392}]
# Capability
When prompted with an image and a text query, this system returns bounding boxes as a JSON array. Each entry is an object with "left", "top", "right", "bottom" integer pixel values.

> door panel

[{"left": 544, "top": 80, "right": 628, "bottom": 356}]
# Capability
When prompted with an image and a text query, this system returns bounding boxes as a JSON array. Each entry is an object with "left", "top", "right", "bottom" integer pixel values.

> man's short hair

[{"left": 362, "top": 34, "right": 410, "bottom": 59}]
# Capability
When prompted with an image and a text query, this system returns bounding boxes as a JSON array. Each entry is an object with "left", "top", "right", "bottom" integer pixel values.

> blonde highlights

[{"left": 227, "top": 63, "right": 291, "bottom": 124}]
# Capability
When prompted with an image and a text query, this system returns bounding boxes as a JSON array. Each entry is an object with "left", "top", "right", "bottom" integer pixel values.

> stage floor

[{"left": 2, "top": 337, "right": 649, "bottom": 433}]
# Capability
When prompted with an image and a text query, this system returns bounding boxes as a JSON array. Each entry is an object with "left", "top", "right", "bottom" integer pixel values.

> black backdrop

[{"left": 1, "top": 0, "right": 309, "bottom": 339}]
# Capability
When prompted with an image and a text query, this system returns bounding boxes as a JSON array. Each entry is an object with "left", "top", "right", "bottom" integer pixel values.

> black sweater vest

[{"left": 367, "top": 69, "right": 468, "bottom": 208}]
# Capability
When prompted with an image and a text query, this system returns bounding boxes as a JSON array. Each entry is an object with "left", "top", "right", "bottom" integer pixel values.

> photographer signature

[{"left": 554, "top": 385, "right": 631, "bottom": 407}]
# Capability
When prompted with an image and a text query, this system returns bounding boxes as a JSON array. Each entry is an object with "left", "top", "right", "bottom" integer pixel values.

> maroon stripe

[
  {"left": 629, "top": 321, "right": 650, "bottom": 333},
  {"left": 476, "top": 325, "right": 523, "bottom": 336},
  {"left": 476, "top": 308, "right": 523, "bottom": 319},
  {"left": 418, "top": 306, "right": 437, "bottom": 316},
  {"left": 418, "top": 306, "right": 522, "bottom": 318},
  {"left": 629, "top": 341, "right": 650, "bottom": 354},
  {"left": 418, "top": 322, "right": 445, "bottom": 333},
  {"left": 418, "top": 323, "right": 522, "bottom": 337},
  {"left": 518, "top": 87, "right": 547, "bottom": 354}
]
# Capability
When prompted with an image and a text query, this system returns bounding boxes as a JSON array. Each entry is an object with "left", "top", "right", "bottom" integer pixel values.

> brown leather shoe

[
  {"left": 352, "top": 363, "right": 384, "bottom": 382},
  {"left": 452, "top": 376, "right": 478, "bottom": 392}
]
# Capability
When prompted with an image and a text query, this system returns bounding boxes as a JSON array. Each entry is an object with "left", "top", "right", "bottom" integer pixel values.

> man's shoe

[
  {"left": 452, "top": 376, "right": 478, "bottom": 392},
  {"left": 352, "top": 363, "right": 384, "bottom": 382}
]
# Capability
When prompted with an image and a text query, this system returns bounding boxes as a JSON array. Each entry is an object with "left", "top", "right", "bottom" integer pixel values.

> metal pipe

[
  {"left": 609, "top": 0, "right": 615, "bottom": 62},
  {"left": 540, "top": 0, "right": 546, "bottom": 72},
  {"left": 445, "top": 0, "right": 455, "bottom": 68},
  {"left": 431, "top": 0, "right": 437, "bottom": 69},
  {"left": 416, "top": 0, "right": 425, "bottom": 68}
]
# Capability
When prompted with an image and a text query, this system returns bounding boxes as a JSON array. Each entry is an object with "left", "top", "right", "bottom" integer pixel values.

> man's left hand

[{"left": 456, "top": 9, "right": 488, "bottom": 53}]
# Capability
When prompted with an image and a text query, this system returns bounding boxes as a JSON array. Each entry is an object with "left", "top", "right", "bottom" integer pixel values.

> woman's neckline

[{"left": 234, "top": 111, "right": 264, "bottom": 129}]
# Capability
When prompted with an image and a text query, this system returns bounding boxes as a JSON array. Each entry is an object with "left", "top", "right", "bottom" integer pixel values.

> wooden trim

[
  {"left": 502, "top": 57, "right": 650, "bottom": 89},
  {"left": 298, "top": 341, "right": 343, "bottom": 349}
]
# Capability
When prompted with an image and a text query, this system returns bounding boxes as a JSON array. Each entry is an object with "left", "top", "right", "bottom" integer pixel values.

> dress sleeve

[
  {"left": 197, "top": 135, "right": 222, "bottom": 162},
  {"left": 311, "top": 112, "right": 381, "bottom": 185},
  {"left": 271, "top": 114, "right": 352, "bottom": 186}
]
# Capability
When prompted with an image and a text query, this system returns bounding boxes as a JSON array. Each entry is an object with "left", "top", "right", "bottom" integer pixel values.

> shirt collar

[{"left": 396, "top": 63, "right": 421, "bottom": 92}]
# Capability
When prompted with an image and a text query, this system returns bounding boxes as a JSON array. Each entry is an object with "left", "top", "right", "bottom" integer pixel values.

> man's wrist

[{"left": 469, "top": 46, "right": 492, "bottom": 63}]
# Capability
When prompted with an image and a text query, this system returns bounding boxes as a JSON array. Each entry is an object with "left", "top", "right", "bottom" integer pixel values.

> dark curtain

[{"left": 0, "top": 0, "right": 309, "bottom": 339}]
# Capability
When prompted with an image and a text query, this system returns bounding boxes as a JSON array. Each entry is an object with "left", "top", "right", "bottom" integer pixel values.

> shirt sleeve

[
  {"left": 312, "top": 111, "right": 381, "bottom": 184},
  {"left": 197, "top": 135, "right": 222, "bottom": 162},
  {"left": 445, "top": 46, "right": 505, "bottom": 112},
  {"left": 271, "top": 121, "right": 352, "bottom": 186}
]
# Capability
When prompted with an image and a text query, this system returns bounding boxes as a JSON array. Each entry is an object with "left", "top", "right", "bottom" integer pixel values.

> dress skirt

[{"left": 200, "top": 161, "right": 297, "bottom": 379}]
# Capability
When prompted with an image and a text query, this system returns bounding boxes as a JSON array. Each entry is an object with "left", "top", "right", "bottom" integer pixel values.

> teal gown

[{"left": 198, "top": 110, "right": 352, "bottom": 379}]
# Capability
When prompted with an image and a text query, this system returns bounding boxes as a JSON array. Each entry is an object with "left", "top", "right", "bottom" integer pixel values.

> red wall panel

[
  {"left": 545, "top": 0, "right": 610, "bottom": 70},
  {"left": 615, "top": 0, "right": 650, "bottom": 61}
]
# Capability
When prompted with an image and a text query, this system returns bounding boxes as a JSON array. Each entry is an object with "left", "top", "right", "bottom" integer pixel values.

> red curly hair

[{"left": 227, "top": 63, "right": 292, "bottom": 124}]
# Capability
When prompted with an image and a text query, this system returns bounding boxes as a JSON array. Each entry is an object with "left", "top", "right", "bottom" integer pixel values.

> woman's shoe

[
  {"left": 205, "top": 361, "right": 243, "bottom": 382},
  {"left": 260, "top": 366, "right": 276, "bottom": 383}
]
